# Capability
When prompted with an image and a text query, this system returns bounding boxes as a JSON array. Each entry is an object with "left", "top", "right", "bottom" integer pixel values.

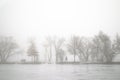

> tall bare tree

[
  {"left": 45, "top": 37, "right": 53, "bottom": 63},
  {"left": 77, "top": 37, "right": 92, "bottom": 62},
  {"left": 67, "top": 36, "right": 79, "bottom": 62},
  {"left": 52, "top": 37, "right": 65, "bottom": 63},
  {"left": 57, "top": 49, "right": 65, "bottom": 63},
  {"left": 113, "top": 34, "right": 120, "bottom": 54},
  {"left": 27, "top": 40, "right": 38, "bottom": 63},
  {"left": 43, "top": 44, "right": 49, "bottom": 63},
  {"left": 0, "top": 36, "right": 18, "bottom": 63}
]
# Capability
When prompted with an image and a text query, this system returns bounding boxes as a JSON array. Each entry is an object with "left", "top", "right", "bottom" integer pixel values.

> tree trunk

[
  {"left": 74, "top": 54, "right": 76, "bottom": 63},
  {"left": 49, "top": 47, "right": 51, "bottom": 63}
]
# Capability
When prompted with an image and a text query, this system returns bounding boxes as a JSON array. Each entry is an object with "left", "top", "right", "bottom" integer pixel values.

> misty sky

[{"left": 0, "top": 0, "right": 120, "bottom": 44}]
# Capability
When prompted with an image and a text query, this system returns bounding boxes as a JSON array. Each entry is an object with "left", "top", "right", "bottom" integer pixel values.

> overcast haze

[
  {"left": 1, "top": 1, "right": 120, "bottom": 80},
  {"left": 0, "top": 0, "right": 120, "bottom": 44}
]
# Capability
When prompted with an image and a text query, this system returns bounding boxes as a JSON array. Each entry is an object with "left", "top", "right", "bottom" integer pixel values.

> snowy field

[{"left": 0, "top": 64, "right": 120, "bottom": 80}]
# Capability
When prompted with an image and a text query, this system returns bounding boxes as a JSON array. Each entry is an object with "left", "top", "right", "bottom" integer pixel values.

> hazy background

[
  {"left": 0, "top": 0, "right": 120, "bottom": 61},
  {"left": 0, "top": 0, "right": 120, "bottom": 38}
]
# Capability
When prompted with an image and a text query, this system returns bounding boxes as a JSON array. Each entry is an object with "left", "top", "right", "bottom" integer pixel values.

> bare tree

[
  {"left": 43, "top": 44, "right": 49, "bottom": 63},
  {"left": 57, "top": 49, "right": 65, "bottom": 63},
  {"left": 111, "top": 34, "right": 120, "bottom": 61},
  {"left": 67, "top": 36, "right": 79, "bottom": 62},
  {"left": 91, "top": 31, "right": 113, "bottom": 63},
  {"left": 90, "top": 35, "right": 101, "bottom": 62},
  {"left": 77, "top": 37, "right": 92, "bottom": 63},
  {"left": 113, "top": 34, "right": 120, "bottom": 54},
  {"left": 27, "top": 40, "right": 38, "bottom": 63},
  {"left": 45, "top": 37, "right": 53, "bottom": 63},
  {"left": 52, "top": 37, "right": 65, "bottom": 63},
  {"left": 0, "top": 36, "right": 18, "bottom": 63}
]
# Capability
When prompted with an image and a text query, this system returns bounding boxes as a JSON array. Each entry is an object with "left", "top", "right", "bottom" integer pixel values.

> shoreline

[{"left": 1, "top": 62, "right": 120, "bottom": 65}]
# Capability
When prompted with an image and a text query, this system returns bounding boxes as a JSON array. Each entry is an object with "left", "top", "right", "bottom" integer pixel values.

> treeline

[{"left": 0, "top": 31, "right": 120, "bottom": 64}]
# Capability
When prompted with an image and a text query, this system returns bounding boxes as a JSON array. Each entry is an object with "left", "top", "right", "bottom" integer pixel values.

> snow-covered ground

[{"left": 0, "top": 64, "right": 120, "bottom": 80}]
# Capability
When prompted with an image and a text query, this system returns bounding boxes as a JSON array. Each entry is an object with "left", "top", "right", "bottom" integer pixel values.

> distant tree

[
  {"left": 90, "top": 35, "right": 101, "bottom": 62},
  {"left": 21, "top": 59, "right": 26, "bottom": 63},
  {"left": 65, "top": 56, "right": 68, "bottom": 62},
  {"left": 113, "top": 34, "right": 120, "bottom": 54},
  {"left": 67, "top": 36, "right": 79, "bottom": 62},
  {"left": 77, "top": 37, "right": 92, "bottom": 62},
  {"left": 27, "top": 40, "right": 38, "bottom": 63},
  {"left": 57, "top": 49, "right": 65, "bottom": 63},
  {"left": 45, "top": 37, "right": 53, "bottom": 63},
  {"left": 0, "top": 36, "right": 18, "bottom": 63},
  {"left": 52, "top": 37, "right": 65, "bottom": 63},
  {"left": 91, "top": 31, "right": 113, "bottom": 63},
  {"left": 43, "top": 44, "right": 49, "bottom": 63}
]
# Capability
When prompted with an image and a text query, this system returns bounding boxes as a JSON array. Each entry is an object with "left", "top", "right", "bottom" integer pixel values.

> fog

[
  {"left": 0, "top": 1, "right": 120, "bottom": 80},
  {"left": 0, "top": 0, "right": 120, "bottom": 39},
  {"left": 0, "top": 0, "right": 120, "bottom": 62}
]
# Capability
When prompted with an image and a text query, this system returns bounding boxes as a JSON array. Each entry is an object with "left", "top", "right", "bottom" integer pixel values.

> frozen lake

[{"left": 0, "top": 64, "right": 120, "bottom": 80}]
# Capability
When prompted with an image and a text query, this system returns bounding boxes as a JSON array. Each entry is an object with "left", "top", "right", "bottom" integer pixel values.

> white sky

[{"left": 0, "top": 0, "right": 120, "bottom": 45}]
